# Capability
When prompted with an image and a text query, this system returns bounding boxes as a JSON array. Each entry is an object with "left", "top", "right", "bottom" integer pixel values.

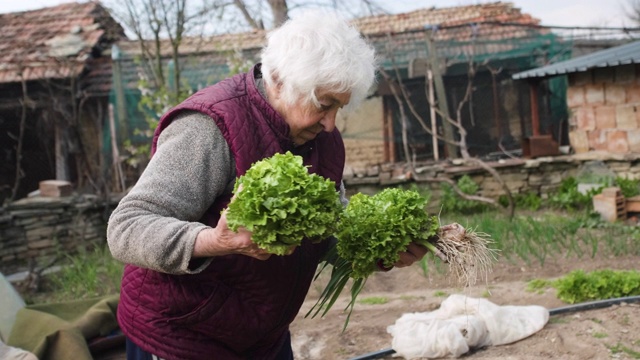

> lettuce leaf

[
  {"left": 336, "top": 188, "right": 439, "bottom": 279},
  {"left": 226, "top": 152, "right": 342, "bottom": 255}
]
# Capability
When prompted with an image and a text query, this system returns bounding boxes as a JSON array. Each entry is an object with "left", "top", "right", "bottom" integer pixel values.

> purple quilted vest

[{"left": 117, "top": 65, "right": 345, "bottom": 360}]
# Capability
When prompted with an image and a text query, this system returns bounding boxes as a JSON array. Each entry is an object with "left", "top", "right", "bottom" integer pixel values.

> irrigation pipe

[{"left": 348, "top": 295, "right": 640, "bottom": 360}]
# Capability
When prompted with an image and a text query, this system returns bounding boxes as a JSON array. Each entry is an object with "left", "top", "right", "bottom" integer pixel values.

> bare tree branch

[
  {"left": 378, "top": 32, "right": 516, "bottom": 217},
  {"left": 9, "top": 72, "right": 30, "bottom": 204},
  {"left": 624, "top": 0, "right": 640, "bottom": 24},
  {"left": 267, "top": 0, "right": 288, "bottom": 27},
  {"left": 233, "top": 0, "right": 265, "bottom": 29}
]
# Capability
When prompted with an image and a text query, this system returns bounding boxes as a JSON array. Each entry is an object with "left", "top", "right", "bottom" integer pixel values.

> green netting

[
  {"left": 369, "top": 24, "right": 574, "bottom": 160},
  {"left": 102, "top": 24, "right": 576, "bottom": 164},
  {"left": 102, "top": 47, "right": 257, "bottom": 166}
]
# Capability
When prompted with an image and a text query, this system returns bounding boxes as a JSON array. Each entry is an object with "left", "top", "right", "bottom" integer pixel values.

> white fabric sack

[
  {"left": 0, "top": 272, "right": 25, "bottom": 342},
  {"left": 387, "top": 294, "right": 549, "bottom": 359},
  {"left": 0, "top": 339, "right": 37, "bottom": 360}
]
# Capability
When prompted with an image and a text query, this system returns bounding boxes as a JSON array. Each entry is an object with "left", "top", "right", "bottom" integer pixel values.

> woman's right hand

[{"left": 192, "top": 209, "right": 272, "bottom": 260}]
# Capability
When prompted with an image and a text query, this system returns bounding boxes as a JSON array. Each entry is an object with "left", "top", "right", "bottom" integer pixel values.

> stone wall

[
  {"left": 2, "top": 153, "right": 639, "bottom": 274},
  {"left": 568, "top": 64, "right": 640, "bottom": 154},
  {"left": 0, "top": 195, "right": 117, "bottom": 275},
  {"left": 344, "top": 153, "right": 640, "bottom": 212}
]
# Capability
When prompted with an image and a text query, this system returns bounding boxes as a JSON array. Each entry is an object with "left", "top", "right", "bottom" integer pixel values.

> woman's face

[{"left": 270, "top": 87, "right": 351, "bottom": 146}]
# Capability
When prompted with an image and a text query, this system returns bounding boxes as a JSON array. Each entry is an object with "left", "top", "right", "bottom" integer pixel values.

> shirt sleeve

[{"left": 107, "top": 111, "right": 235, "bottom": 274}]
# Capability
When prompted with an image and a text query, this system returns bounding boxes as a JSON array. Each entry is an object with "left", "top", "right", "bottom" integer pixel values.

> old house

[
  {"left": 0, "top": 2, "right": 125, "bottom": 203},
  {"left": 341, "top": 2, "right": 572, "bottom": 168},
  {"left": 100, "top": 2, "right": 566, "bottom": 176},
  {"left": 4, "top": 1, "right": 623, "bottom": 200},
  {"left": 513, "top": 40, "right": 640, "bottom": 155}
]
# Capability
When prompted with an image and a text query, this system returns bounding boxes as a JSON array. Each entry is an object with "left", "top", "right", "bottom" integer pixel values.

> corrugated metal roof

[{"left": 512, "top": 40, "right": 640, "bottom": 80}]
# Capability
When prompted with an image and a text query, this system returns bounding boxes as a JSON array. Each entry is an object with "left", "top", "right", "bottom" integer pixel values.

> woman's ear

[
  {"left": 272, "top": 74, "right": 283, "bottom": 93},
  {"left": 266, "top": 73, "right": 284, "bottom": 100}
]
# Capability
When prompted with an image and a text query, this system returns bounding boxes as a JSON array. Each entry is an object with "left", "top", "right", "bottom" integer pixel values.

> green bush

[
  {"left": 615, "top": 176, "right": 640, "bottom": 198},
  {"left": 499, "top": 192, "right": 542, "bottom": 211},
  {"left": 440, "top": 175, "right": 489, "bottom": 214},
  {"left": 554, "top": 269, "right": 640, "bottom": 304},
  {"left": 547, "top": 177, "right": 602, "bottom": 211}
]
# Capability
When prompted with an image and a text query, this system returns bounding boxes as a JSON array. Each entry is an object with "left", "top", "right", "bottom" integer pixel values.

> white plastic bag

[
  {"left": 387, "top": 294, "right": 549, "bottom": 359},
  {"left": 0, "top": 272, "right": 25, "bottom": 342}
]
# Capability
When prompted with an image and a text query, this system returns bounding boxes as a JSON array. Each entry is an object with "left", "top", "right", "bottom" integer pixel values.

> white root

[{"left": 434, "top": 223, "right": 499, "bottom": 287}]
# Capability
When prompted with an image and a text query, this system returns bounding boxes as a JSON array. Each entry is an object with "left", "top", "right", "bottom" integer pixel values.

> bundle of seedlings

[
  {"left": 225, "top": 151, "right": 342, "bottom": 255},
  {"left": 307, "top": 188, "right": 497, "bottom": 329}
]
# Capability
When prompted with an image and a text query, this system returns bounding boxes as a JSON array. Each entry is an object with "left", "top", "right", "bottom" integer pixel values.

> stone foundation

[
  {"left": 0, "top": 195, "right": 118, "bottom": 274},
  {"left": 344, "top": 152, "right": 640, "bottom": 212}
]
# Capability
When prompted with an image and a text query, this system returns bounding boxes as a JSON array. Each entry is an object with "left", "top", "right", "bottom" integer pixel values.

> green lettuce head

[{"left": 226, "top": 151, "right": 342, "bottom": 255}]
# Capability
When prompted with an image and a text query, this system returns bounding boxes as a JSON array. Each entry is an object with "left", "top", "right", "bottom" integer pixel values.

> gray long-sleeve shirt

[
  {"left": 107, "top": 111, "right": 236, "bottom": 274},
  {"left": 107, "top": 103, "right": 349, "bottom": 275}
]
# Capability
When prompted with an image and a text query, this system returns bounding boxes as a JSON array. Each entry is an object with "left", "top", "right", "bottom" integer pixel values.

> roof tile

[{"left": 0, "top": 1, "right": 124, "bottom": 83}]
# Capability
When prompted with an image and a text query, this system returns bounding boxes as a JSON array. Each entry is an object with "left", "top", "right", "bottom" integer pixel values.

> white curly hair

[{"left": 260, "top": 9, "right": 377, "bottom": 112}]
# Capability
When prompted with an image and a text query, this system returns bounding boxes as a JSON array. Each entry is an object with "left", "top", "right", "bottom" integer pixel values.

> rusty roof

[
  {"left": 0, "top": 1, "right": 125, "bottom": 84},
  {"left": 118, "top": 2, "right": 538, "bottom": 57},
  {"left": 84, "top": 1, "right": 543, "bottom": 95},
  {"left": 354, "top": 1, "right": 539, "bottom": 35}
]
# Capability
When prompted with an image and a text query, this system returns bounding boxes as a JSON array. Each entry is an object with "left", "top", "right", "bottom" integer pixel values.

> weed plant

[
  {"left": 424, "top": 175, "right": 640, "bottom": 272},
  {"left": 42, "top": 245, "right": 123, "bottom": 303}
]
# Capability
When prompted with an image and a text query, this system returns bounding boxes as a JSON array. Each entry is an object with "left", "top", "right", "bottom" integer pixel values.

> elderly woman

[{"left": 107, "top": 10, "right": 428, "bottom": 360}]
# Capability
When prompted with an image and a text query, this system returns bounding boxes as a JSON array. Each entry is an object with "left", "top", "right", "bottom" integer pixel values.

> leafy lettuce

[
  {"left": 336, "top": 188, "right": 439, "bottom": 279},
  {"left": 226, "top": 151, "right": 342, "bottom": 255}
]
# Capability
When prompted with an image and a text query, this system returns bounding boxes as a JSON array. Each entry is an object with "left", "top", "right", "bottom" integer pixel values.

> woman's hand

[
  {"left": 392, "top": 223, "right": 466, "bottom": 268},
  {"left": 392, "top": 242, "right": 429, "bottom": 268},
  {"left": 193, "top": 210, "right": 272, "bottom": 260}
]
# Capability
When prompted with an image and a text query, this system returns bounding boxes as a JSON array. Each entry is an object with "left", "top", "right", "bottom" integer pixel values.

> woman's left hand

[{"left": 393, "top": 242, "right": 429, "bottom": 268}]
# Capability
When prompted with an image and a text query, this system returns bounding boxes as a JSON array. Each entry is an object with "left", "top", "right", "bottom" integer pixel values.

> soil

[
  {"left": 13, "top": 238, "right": 640, "bottom": 360},
  {"left": 291, "top": 253, "right": 640, "bottom": 360}
]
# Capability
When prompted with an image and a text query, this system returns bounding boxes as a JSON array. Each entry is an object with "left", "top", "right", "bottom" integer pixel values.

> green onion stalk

[{"left": 307, "top": 188, "right": 497, "bottom": 330}]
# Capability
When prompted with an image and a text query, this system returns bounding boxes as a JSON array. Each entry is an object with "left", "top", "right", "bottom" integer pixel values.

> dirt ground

[{"left": 291, "top": 253, "right": 640, "bottom": 360}]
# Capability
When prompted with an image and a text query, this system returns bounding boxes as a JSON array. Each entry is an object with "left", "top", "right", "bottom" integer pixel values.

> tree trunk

[{"left": 268, "top": 0, "right": 289, "bottom": 28}]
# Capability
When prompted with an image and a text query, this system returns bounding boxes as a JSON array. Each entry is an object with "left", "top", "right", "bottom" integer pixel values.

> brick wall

[
  {"left": 344, "top": 138, "right": 385, "bottom": 167},
  {"left": 338, "top": 96, "right": 386, "bottom": 167},
  {"left": 568, "top": 64, "right": 640, "bottom": 154}
]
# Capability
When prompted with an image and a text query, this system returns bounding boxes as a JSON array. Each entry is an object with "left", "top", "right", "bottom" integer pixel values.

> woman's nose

[{"left": 320, "top": 110, "right": 337, "bottom": 132}]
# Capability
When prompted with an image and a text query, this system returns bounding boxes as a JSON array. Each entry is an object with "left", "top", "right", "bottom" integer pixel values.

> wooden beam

[
  {"left": 425, "top": 30, "right": 458, "bottom": 159},
  {"left": 529, "top": 80, "right": 541, "bottom": 136}
]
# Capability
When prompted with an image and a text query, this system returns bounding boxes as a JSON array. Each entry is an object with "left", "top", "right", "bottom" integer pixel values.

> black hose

[
  {"left": 548, "top": 295, "right": 640, "bottom": 315},
  {"left": 348, "top": 295, "right": 640, "bottom": 360}
]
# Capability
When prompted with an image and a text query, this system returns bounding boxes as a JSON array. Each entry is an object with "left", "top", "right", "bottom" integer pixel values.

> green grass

[
  {"left": 592, "top": 332, "right": 608, "bottom": 339},
  {"left": 23, "top": 201, "right": 640, "bottom": 307},
  {"left": 549, "top": 317, "right": 570, "bottom": 324},
  {"left": 608, "top": 342, "right": 640, "bottom": 359},
  {"left": 433, "top": 290, "right": 447, "bottom": 297},
  {"left": 526, "top": 279, "right": 553, "bottom": 293},
  {"left": 22, "top": 244, "right": 123, "bottom": 304},
  {"left": 358, "top": 296, "right": 389, "bottom": 305},
  {"left": 435, "top": 210, "right": 640, "bottom": 268},
  {"left": 620, "top": 314, "right": 631, "bottom": 326}
]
